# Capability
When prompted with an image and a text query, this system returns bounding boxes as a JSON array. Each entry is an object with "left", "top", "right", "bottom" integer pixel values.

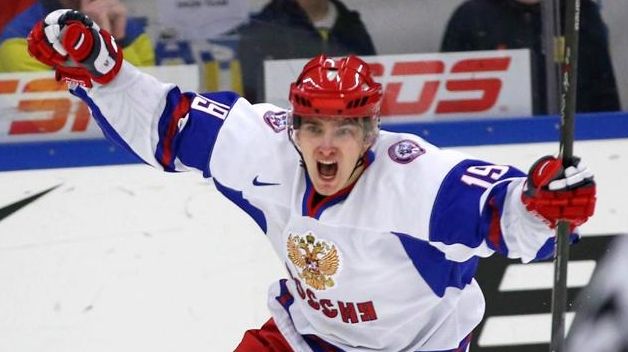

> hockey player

[{"left": 27, "top": 10, "right": 596, "bottom": 352}]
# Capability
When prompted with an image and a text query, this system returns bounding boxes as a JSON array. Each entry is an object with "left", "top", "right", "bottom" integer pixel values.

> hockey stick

[
  {"left": 550, "top": 0, "right": 581, "bottom": 351},
  {"left": 541, "top": 0, "right": 561, "bottom": 115}
]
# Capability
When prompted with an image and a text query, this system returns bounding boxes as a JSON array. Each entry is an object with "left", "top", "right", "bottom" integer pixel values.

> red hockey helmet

[{"left": 289, "top": 55, "right": 383, "bottom": 118}]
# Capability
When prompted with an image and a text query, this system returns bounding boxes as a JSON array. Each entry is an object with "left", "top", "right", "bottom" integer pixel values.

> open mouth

[{"left": 317, "top": 160, "right": 338, "bottom": 180}]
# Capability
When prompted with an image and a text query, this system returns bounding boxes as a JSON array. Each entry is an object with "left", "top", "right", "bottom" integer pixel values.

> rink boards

[{"left": 0, "top": 114, "right": 627, "bottom": 351}]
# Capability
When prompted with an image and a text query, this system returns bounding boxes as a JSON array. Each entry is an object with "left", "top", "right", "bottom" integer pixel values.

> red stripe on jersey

[
  {"left": 160, "top": 95, "right": 191, "bottom": 167},
  {"left": 487, "top": 198, "right": 504, "bottom": 252},
  {"left": 308, "top": 183, "right": 354, "bottom": 218}
]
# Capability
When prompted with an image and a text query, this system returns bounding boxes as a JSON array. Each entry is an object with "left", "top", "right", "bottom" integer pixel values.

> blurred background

[{"left": 1, "top": 0, "right": 627, "bottom": 351}]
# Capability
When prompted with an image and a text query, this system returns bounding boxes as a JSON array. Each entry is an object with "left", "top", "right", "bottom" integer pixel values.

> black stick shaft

[
  {"left": 542, "top": 0, "right": 561, "bottom": 115},
  {"left": 550, "top": 0, "right": 580, "bottom": 351}
]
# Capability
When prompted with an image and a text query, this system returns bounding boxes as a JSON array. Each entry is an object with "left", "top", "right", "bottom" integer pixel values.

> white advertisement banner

[
  {"left": 264, "top": 49, "right": 532, "bottom": 123},
  {"left": 0, "top": 65, "right": 199, "bottom": 144}
]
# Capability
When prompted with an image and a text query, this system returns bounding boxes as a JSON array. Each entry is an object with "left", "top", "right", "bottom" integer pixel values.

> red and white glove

[
  {"left": 27, "top": 9, "right": 123, "bottom": 87},
  {"left": 522, "top": 155, "right": 596, "bottom": 229}
]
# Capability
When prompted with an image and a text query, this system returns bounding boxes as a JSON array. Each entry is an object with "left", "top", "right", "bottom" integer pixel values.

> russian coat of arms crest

[{"left": 287, "top": 233, "right": 341, "bottom": 290}]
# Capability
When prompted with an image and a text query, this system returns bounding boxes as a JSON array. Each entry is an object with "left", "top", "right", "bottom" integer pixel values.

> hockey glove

[
  {"left": 27, "top": 9, "right": 123, "bottom": 87},
  {"left": 521, "top": 155, "right": 596, "bottom": 229}
]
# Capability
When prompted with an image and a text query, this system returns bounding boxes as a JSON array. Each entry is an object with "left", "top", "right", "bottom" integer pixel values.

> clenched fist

[{"left": 27, "top": 9, "right": 123, "bottom": 87}]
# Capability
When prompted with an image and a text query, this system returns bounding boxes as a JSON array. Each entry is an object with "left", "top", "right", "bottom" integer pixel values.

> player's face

[{"left": 295, "top": 117, "right": 370, "bottom": 196}]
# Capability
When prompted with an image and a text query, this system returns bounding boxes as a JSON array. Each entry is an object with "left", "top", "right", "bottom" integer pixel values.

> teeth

[{"left": 318, "top": 160, "right": 336, "bottom": 165}]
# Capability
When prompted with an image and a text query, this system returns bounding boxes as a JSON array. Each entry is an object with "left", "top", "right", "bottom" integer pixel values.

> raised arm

[
  {"left": 429, "top": 155, "right": 595, "bottom": 263},
  {"left": 27, "top": 9, "right": 240, "bottom": 176}
]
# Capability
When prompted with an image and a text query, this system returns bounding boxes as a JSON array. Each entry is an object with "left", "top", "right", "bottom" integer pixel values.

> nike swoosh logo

[
  {"left": 252, "top": 176, "right": 280, "bottom": 187},
  {"left": 0, "top": 185, "right": 61, "bottom": 222}
]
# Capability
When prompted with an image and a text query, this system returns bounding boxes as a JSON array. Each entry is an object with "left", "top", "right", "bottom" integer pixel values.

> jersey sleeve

[
  {"left": 70, "top": 61, "right": 239, "bottom": 176},
  {"left": 70, "top": 61, "right": 294, "bottom": 237},
  {"left": 429, "top": 159, "right": 562, "bottom": 263}
]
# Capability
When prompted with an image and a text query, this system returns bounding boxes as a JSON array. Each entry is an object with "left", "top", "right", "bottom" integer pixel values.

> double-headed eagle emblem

[{"left": 287, "top": 233, "right": 340, "bottom": 290}]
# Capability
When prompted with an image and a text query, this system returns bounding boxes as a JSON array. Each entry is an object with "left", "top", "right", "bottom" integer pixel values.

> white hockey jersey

[{"left": 71, "top": 62, "right": 558, "bottom": 352}]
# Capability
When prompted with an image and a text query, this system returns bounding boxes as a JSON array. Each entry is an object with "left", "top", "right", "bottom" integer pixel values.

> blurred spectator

[
  {"left": 0, "top": 0, "right": 154, "bottom": 72},
  {"left": 152, "top": 0, "right": 248, "bottom": 93},
  {"left": 565, "top": 234, "right": 628, "bottom": 352},
  {"left": 441, "top": 0, "right": 620, "bottom": 115},
  {"left": 237, "top": 0, "right": 376, "bottom": 103}
]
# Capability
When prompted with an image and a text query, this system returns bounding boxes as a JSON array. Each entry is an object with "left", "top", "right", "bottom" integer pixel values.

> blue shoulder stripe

[
  {"left": 393, "top": 232, "right": 479, "bottom": 297},
  {"left": 213, "top": 179, "right": 268, "bottom": 233},
  {"left": 200, "top": 91, "right": 240, "bottom": 108},
  {"left": 429, "top": 160, "right": 525, "bottom": 252},
  {"left": 155, "top": 90, "right": 239, "bottom": 176}
]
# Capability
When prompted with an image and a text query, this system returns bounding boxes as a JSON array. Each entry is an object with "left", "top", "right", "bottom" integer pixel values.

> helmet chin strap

[
  {"left": 347, "top": 157, "right": 364, "bottom": 183},
  {"left": 347, "top": 143, "right": 372, "bottom": 185},
  {"left": 288, "top": 126, "right": 305, "bottom": 165}
]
